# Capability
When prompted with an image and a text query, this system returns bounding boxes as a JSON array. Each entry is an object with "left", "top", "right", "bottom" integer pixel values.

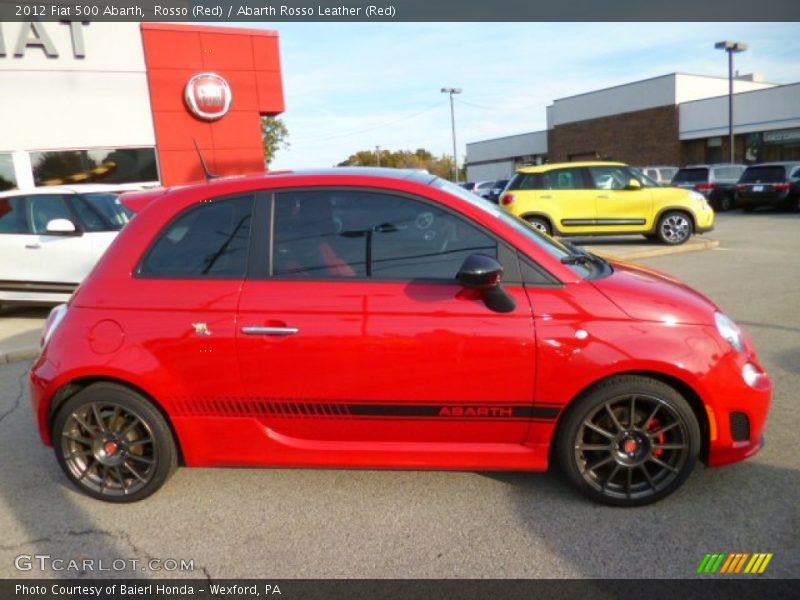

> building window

[
  {"left": 30, "top": 148, "right": 159, "bottom": 187},
  {"left": 745, "top": 133, "right": 763, "bottom": 164},
  {"left": 0, "top": 154, "right": 17, "bottom": 191},
  {"left": 706, "top": 137, "right": 723, "bottom": 164}
]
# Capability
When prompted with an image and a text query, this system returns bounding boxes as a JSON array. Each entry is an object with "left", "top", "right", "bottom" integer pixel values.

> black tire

[
  {"left": 53, "top": 383, "right": 178, "bottom": 503},
  {"left": 556, "top": 375, "right": 701, "bottom": 507},
  {"left": 523, "top": 215, "right": 552, "bottom": 236},
  {"left": 656, "top": 211, "right": 693, "bottom": 245},
  {"left": 717, "top": 194, "right": 733, "bottom": 212}
]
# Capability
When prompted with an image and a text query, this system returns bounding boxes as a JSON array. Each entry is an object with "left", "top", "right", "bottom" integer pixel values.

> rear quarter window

[
  {"left": 507, "top": 173, "right": 541, "bottom": 190},
  {"left": 138, "top": 194, "right": 254, "bottom": 278}
]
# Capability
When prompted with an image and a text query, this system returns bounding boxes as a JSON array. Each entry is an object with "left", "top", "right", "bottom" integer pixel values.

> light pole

[
  {"left": 715, "top": 40, "right": 748, "bottom": 164},
  {"left": 441, "top": 87, "right": 462, "bottom": 182}
]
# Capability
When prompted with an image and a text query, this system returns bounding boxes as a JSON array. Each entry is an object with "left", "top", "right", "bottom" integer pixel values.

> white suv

[{"left": 0, "top": 185, "right": 143, "bottom": 306}]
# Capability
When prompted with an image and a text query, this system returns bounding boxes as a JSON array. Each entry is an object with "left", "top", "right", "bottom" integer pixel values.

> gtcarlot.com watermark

[{"left": 15, "top": 554, "right": 195, "bottom": 573}]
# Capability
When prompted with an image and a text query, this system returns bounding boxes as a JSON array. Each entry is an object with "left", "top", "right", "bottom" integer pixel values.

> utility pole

[
  {"left": 441, "top": 87, "right": 462, "bottom": 182},
  {"left": 715, "top": 41, "right": 748, "bottom": 163},
  {"left": 375, "top": 145, "right": 381, "bottom": 167}
]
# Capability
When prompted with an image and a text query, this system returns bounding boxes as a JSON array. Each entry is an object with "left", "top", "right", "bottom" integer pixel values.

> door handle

[
  {"left": 241, "top": 326, "right": 299, "bottom": 336},
  {"left": 540, "top": 194, "right": 553, "bottom": 199},
  {"left": 25, "top": 243, "right": 41, "bottom": 249},
  {"left": 596, "top": 194, "right": 611, "bottom": 199}
]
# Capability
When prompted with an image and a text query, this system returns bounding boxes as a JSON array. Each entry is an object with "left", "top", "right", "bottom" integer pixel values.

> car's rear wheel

[
  {"left": 717, "top": 194, "right": 733, "bottom": 212},
  {"left": 53, "top": 383, "right": 177, "bottom": 502},
  {"left": 523, "top": 215, "right": 551, "bottom": 236},
  {"left": 656, "top": 211, "right": 693, "bottom": 245},
  {"left": 556, "top": 376, "right": 700, "bottom": 506}
]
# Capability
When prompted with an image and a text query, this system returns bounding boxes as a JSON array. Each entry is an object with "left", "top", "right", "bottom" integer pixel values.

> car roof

[
  {"left": 744, "top": 162, "right": 800, "bottom": 168},
  {"left": 517, "top": 161, "right": 626, "bottom": 173},
  {"left": 680, "top": 164, "right": 746, "bottom": 169},
  {"left": 155, "top": 167, "right": 440, "bottom": 195}
]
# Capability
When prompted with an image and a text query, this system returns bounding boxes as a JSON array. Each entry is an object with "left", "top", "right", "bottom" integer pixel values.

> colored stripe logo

[{"left": 697, "top": 553, "right": 773, "bottom": 574}]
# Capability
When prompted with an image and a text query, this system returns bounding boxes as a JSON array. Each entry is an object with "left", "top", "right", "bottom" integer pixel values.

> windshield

[
  {"left": 73, "top": 192, "right": 133, "bottom": 231},
  {"left": 432, "top": 178, "right": 593, "bottom": 279}
]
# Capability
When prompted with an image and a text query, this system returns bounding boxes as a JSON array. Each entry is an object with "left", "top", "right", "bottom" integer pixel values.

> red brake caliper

[{"left": 648, "top": 418, "right": 666, "bottom": 458}]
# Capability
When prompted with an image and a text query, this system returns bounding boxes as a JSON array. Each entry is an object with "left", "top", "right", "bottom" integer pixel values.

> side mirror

[
  {"left": 45, "top": 218, "right": 80, "bottom": 236},
  {"left": 626, "top": 178, "right": 642, "bottom": 190},
  {"left": 457, "top": 254, "right": 515, "bottom": 313}
]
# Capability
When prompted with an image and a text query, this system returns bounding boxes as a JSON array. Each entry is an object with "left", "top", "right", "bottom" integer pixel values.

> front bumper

[{"left": 703, "top": 351, "right": 771, "bottom": 467}]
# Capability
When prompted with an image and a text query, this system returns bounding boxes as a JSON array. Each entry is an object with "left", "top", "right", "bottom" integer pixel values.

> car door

[
  {"left": 236, "top": 188, "right": 537, "bottom": 445},
  {"left": 539, "top": 167, "right": 597, "bottom": 234},
  {"left": 0, "top": 194, "right": 92, "bottom": 294},
  {"left": 589, "top": 166, "right": 654, "bottom": 232}
]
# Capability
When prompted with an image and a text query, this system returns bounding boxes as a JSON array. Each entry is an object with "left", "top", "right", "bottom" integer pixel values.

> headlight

[
  {"left": 715, "top": 312, "right": 744, "bottom": 353},
  {"left": 41, "top": 304, "right": 68, "bottom": 348}
]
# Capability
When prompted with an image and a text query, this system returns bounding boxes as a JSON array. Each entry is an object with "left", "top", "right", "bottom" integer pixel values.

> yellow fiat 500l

[{"left": 499, "top": 162, "right": 715, "bottom": 244}]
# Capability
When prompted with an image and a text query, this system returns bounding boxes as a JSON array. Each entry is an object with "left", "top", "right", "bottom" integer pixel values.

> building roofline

[
  {"left": 679, "top": 80, "right": 800, "bottom": 107},
  {"left": 550, "top": 72, "right": 777, "bottom": 104},
  {"left": 466, "top": 130, "right": 548, "bottom": 147}
]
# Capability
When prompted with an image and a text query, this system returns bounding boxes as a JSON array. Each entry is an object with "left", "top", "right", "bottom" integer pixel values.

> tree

[
  {"left": 261, "top": 116, "right": 290, "bottom": 166},
  {"left": 337, "top": 148, "right": 457, "bottom": 180}
]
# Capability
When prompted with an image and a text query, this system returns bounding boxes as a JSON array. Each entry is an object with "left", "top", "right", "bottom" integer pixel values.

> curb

[
  {"left": 591, "top": 238, "right": 720, "bottom": 261},
  {"left": 0, "top": 348, "right": 39, "bottom": 366}
]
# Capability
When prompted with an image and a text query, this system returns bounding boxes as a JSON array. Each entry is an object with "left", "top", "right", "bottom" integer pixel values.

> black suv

[
  {"left": 671, "top": 164, "right": 747, "bottom": 211},
  {"left": 736, "top": 162, "right": 800, "bottom": 212}
]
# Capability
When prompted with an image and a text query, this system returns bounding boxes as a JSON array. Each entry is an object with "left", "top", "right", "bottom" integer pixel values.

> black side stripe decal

[{"left": 175, "top": 399, "right": 560, "bottom": 421}]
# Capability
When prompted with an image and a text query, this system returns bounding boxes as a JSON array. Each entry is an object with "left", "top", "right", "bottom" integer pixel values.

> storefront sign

[
  {"left": 0, "top": 22, "right": 88, "bottom": 58},
  {"left": 184, "top": 73, "right": 233, "bottom": 121},
  {"left": 763, "top": 128, "right": 800, "bottom": 144}
]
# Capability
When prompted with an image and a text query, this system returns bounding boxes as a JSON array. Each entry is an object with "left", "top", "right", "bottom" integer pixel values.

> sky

[{"left": 221, "top": 22, "right": 800, "bottom": 170}]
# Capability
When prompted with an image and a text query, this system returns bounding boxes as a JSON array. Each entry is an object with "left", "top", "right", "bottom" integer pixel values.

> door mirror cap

[
  {"left": 457, "top": 254, "right": 503, "bottom": 290},
  {"left": 626, "top": 178, "right": 642, "bottom": 190},
  {"left": 45, "top": 218, "right": 79, "bottom": 235}
]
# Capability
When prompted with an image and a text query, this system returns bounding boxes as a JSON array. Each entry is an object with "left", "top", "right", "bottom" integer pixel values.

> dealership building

[
  {"left": 0, "top": 21, "right": 284, "bottom": 191},
  {"left": 466, "top": 73, "right": 800, "bottom": 181}
]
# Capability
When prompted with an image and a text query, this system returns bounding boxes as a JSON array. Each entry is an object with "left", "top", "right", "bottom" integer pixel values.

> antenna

[{"left": 192, "top": 139, "right": 219, "bottom": 181}]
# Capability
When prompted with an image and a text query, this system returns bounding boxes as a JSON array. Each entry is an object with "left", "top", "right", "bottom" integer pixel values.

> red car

[{"left": 30, "top": 169, "right": 771, "bottom": 506}]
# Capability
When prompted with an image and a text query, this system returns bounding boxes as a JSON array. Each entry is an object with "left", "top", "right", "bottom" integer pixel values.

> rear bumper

[{"left": 736, "top": 192, "right": 790, "bottom": 208}]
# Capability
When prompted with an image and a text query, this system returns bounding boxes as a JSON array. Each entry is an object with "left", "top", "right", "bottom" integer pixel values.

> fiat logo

[{"left": 184, "top": 73, "right": 232, "bottom": 121}]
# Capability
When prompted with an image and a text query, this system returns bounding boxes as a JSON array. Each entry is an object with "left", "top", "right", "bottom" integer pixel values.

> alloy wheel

[
  {"left": 573, "top": 394, "right": 691, "bottom": 501},
  {"left": 60, "top": 401, "right": 157, "bottom": 498},
  {"left": 659, "top": 214, "right": 691, "bottom": 244}
]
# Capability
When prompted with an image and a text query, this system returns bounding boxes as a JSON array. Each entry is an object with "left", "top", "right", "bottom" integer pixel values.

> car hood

[{"left": 591, "top": 260, "right": 719, "bottom": 326}]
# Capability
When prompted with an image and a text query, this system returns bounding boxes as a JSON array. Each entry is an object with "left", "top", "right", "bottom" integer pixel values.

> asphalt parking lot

[{"left": 0, "top": 211, "right": 798, "bottom": 579}]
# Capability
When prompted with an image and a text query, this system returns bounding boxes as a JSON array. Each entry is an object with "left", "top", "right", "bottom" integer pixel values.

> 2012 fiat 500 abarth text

[{"left": 29, "top": 169, "right": 771, "bottom": 506}]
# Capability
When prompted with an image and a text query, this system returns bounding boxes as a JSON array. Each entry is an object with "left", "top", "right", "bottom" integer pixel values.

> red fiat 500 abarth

[{"left": 30, "top": 169, "right": 771, "bottom": 506}]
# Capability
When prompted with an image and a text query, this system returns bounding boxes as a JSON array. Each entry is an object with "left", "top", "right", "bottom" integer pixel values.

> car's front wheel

[
  {"left": 556, "top": 376, "right": 700, "bottom": 506},
  {"left": 656, "top": 211, "right": 693, "bottom": 245},
  {"left": 53, "top": 383, "right": 177, "bottom": 502}
]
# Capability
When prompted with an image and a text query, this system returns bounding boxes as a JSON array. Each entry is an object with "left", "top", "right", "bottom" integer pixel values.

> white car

[{"left": 0, "top": 184, "right": 147, "bottom": 306}]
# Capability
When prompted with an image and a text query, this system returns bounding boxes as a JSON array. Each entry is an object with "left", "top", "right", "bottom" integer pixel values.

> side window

[
  {"left": 588, "top": 166, "right": 631, "bottom": 191},
  {"left": 541, "top": 168, "right": 585, "bottom": 190},
  {"left": 27, "top": 195, "right": 73, "bottom": 234},
  {"left": 791, "top": 167, "right": 800, "bottom": 179},
  {"left": 273, "top": 191, "right": 497, "bottom": 281},
  {"left": 139, "top": 194, "right": 253, "bottom": 278},
  {"left": 0, "top": 197, "right": 28, "bottom": 234}
]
